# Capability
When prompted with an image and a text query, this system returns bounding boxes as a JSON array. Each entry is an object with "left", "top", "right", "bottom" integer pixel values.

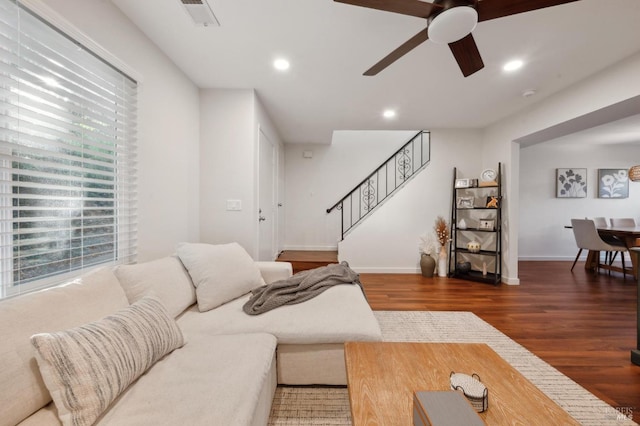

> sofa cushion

[
  {"left": 96, "top": 333, "right": 277, "bottom": 425},
  {"left": 177, "top": 242, "right": 265, "bottom": 312},
  {"left": 178, "top": 285, "right": 382, "bottom": 345},
  {"left": 114, "top": 256, "right": 196, "bottom": 318},
  {"left": 31, "top": 297, "right": 184, "bottom": 426},
  {"left": 0, "top": 267, "right": 129, "bottom": 426}
]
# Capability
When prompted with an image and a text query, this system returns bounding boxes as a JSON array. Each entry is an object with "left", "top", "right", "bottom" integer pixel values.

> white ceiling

[{"left": 111, "top": 0, "right": 640, "bottom": 145}]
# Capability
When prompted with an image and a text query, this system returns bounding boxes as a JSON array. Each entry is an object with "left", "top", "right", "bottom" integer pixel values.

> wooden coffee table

[{"left": 344, "top": 342, "right": 580, "bottom": 425}]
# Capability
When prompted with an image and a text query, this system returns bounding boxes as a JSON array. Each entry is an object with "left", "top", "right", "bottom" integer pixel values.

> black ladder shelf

[{"left": 448, "top": 163, "right": 502, "bottom": 285}]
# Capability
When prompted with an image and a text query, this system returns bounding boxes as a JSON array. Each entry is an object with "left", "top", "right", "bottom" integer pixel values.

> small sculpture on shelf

[
  {"left": 486, "top": 196, "right": 499, "bottom": 208},
  {"left": 467, "top": 240, "right": 481, "bottom": 253}
]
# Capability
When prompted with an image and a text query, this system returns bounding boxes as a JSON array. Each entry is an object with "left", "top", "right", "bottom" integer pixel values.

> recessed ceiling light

[
  {"left": 383, "top": 109, "right": 396, "bottom": 119},
  {"left": 503, "top": 59, "right": 524, "bottom": 72},
  {"left": 273, "top": 58, "right": 290, "bottom": 71}
]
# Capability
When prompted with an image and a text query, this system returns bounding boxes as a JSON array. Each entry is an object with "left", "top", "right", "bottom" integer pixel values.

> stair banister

[{"left": 326, "top": 130, "right": 430, "bottom": 240}]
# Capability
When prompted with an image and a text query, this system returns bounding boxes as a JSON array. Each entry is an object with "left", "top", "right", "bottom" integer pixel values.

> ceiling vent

[{"left": 180, "top": 0, "right": 220, "bottom": 27}]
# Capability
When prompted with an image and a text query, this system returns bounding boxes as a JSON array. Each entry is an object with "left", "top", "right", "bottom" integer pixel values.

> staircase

[
  {"left": 276, "top": 250, "right": 338, "bottom": 273},
  {"left": 326, "top": 131, "right": 430, "bottom": 240}
]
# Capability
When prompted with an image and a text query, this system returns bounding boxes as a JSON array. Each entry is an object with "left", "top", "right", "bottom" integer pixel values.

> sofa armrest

[{"left": 256, "top": 261, "right": 292, "bottom": 284}]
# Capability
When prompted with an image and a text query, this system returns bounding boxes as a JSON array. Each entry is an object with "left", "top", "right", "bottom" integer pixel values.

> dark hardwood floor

[{"left": 359, "top": 261, "right": 640, "bottom": 421}]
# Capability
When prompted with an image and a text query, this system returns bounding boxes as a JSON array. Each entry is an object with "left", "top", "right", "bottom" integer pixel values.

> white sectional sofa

[{"left": 0, "top": 244, "right": 382, "bottom": 426}]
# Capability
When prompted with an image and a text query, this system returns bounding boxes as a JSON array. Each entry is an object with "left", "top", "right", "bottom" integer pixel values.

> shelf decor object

[
  {"left": 449, "top": 163, "right": 502, "bottom": 285},
  {"left": 479, "top": 168, "right": 497, "bottom": 187}
]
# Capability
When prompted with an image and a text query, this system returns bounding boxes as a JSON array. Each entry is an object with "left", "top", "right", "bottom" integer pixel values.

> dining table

[
  {"left": 592, "top": 225, "right": 640, "bottom": 279},
  {"left": 631, "top": 247, "right": 640, "bottom": 366},
  {"left": 566, "top": 224, "right": 640, "bottom": 365}
]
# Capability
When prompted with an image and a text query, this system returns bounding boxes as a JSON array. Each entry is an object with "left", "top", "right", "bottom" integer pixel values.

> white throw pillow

[
  {"left": 115, "top": 256, "right": 197, "bottom": 318},
  {"left": 177, "top": 242, "right": 265, "bottom": 312},
  {"left": 31, "top": 297, "right": 184, "bottom": 426}
]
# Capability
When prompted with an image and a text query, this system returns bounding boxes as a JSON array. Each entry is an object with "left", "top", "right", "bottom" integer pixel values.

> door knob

[{"left": 259, "top": 216, "right": 266, "bottom": 222}]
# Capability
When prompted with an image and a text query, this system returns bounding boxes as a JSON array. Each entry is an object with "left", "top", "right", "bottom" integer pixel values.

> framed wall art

[
  {"left": 479, "top": 219, "right": 495, "bottom": 231},
  {"left": 556, "top": 168, "right": 587, "bottom": 198},
  {"left": 598, "top": 168, "right": 629, "bottom": 198},
  {"left": 455, "top": 178, "right": 471, "bottom": 189},
  {"left": 456, "top": 196, "right": 474, "bottom": 209}
]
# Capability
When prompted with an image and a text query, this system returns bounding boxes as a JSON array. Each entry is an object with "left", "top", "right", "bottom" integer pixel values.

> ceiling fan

[{"left": 334, "top": 0, "right": 581, "bottom": 77}]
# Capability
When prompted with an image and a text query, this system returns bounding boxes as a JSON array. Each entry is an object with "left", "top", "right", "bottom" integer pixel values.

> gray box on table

[{"left": 413, "top": 391, "right": 486, "bottom": 426}]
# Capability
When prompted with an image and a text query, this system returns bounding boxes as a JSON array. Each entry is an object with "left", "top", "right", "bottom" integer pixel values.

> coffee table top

[{"left": 344, "top": 342, "right": 580, "bottom": 426}]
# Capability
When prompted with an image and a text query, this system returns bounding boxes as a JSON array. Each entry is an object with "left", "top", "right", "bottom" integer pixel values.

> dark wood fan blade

[
  {"left": 364, "top": 28, "right": 429, "bottom": 76},
  {"left": 448, "top": 33, "right": 484, "bottom": 77},
  {"left": 477, "top": 0, "right": 581, "bottom": 22},
  {"left": 334, "top": 0, "right": 440, "bottom": 19}
]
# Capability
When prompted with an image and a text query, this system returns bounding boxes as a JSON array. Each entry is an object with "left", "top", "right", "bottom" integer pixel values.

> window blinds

[{"left": 0, "top": 0, "right": 137, "bottom": 298}]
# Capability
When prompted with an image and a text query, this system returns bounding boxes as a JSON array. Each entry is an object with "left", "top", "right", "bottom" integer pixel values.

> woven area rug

[{"left": 268, "top": 311, "right": 637, "bottom": 425}]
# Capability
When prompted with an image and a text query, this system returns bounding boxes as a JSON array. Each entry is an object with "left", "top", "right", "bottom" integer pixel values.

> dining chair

[
  {"left": 592, "top": 217, "right": 626, "bottom": 263},
  {"left": 592, "top": 217, "right": 609, "bottom": 228},
  {"left": 610, "top": 217, "right": 640, "bottom": 248},
  {"left": 570, "top": 218, "right": 628, "bottom": 278},
  {"left": 610, "top": 217, "right": 637, "bottom": 227}
]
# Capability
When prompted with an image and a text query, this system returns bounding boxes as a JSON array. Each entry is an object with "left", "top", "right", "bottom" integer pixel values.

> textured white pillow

[
  {"left": 31, "top": 297, "right": 184, "bottom": 426},
  {"left": 177, "top": 242, "right": 265, "bottom": 312},
  {"left": 115, "top": 256, "right": 197, "bottom": 318}
]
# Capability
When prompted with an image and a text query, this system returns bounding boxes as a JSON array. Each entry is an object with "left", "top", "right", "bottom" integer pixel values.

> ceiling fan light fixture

[{"left": 428, "top": 6, "right": 478, "bottom": 44}]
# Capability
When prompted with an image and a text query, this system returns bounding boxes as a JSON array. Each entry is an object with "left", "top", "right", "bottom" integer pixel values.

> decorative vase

[
  {"left": 437, "top": 246, "right": 448, "bottom": 277},
  {"left": 456, "top": 261, "right": 471, "bottom": 274},
  {"left": 420, "top": 253, "right": 436, "bottom": 278}
]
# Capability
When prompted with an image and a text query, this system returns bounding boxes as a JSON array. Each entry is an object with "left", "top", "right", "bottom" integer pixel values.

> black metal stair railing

[{"left": 326, "top": 131, "right": 430, "bottom": 240}]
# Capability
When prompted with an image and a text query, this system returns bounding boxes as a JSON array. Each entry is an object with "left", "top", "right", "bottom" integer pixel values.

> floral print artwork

[
  {"left": 556, "top": 168, "right": 587, "bottom": 198},
  {"left": 598, "top": 169, "right": 629, "bottom": 198}
]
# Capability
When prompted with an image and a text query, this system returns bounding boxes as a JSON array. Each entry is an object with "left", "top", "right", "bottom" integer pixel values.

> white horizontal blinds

[{"left": 0, "top": 0, "right": 137, "bottom": 297}]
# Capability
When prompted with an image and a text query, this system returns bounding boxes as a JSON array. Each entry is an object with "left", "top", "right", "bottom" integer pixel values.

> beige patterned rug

[{"left": 268, "top": 311, "right": 637, "bottom": 426}]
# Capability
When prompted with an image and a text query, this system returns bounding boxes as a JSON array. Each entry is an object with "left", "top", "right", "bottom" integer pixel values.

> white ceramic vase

[{"left": 437, "top": 246, "right": 447, "bottom": 277}]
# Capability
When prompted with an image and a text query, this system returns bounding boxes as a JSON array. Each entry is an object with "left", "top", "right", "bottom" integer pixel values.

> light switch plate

[{"left": 226, "top": 199, "right": 242, "bottom": 211}]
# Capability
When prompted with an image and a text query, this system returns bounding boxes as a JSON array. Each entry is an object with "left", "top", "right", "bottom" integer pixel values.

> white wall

[
  {"left": 285, "top": 129, "right": 483, "bottom": 272},
  {"left": 519, "top": 140, "right": 640, "bottom": 260},
  {"left": 284, "top": 130, "right": 418, "bottom": 250},
  {"left": 200, "top": 89, "right": 285, "bottom": 258},
  {"left": 483, "top": 52, "right": 640, "bottom": 283},
  {"left": 41, "top": 0, "right": 201, "bottom": 262},
  {"left": 200, "top": 89, "right": 256, "bottom": 252}
]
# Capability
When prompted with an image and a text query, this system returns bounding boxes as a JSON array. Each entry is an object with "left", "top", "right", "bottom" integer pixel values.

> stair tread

[
  {"left": 276, "top": 250, "right": 338, "bottom": 263},
  {"left": 276, "top": 250, "right": 338, "bottom": 273}
]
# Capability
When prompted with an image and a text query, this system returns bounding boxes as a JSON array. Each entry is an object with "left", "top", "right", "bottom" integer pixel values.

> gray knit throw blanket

[{"left": 243, "top": 261, "right": 362, "bottom": 315}]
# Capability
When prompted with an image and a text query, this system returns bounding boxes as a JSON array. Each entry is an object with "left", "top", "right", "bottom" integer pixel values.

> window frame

[{"left": 0, "top": 0, "right": 138, "bottom": 298}]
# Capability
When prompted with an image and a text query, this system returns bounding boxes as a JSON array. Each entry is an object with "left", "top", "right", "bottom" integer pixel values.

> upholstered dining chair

[
  {"left": 610, "top": 217, "right": 637, "bottom": 227},
  {"left": 592, "top": 217, "right": 626, "bottom": 263},
  {"left": 570, "top": 218, "right": 628, "bottom": 277},
  {"left": 592, "top": 217, "right": 609, "bottom": 228},
  {"left": 610, "top": 217, "right": 640, "bottom": 248}
]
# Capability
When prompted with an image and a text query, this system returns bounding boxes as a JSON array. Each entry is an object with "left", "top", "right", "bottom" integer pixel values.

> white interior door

[{"left": 258, "top": 130, "right": 276, "bottom": 261}]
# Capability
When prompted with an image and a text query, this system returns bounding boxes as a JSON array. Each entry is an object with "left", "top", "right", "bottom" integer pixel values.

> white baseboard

[
  {"left": 518, "top": 256, "right": 582, "bottom": 261},
  {"left": 502, "top": 276, "right": 520, "bottom": 285}
]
